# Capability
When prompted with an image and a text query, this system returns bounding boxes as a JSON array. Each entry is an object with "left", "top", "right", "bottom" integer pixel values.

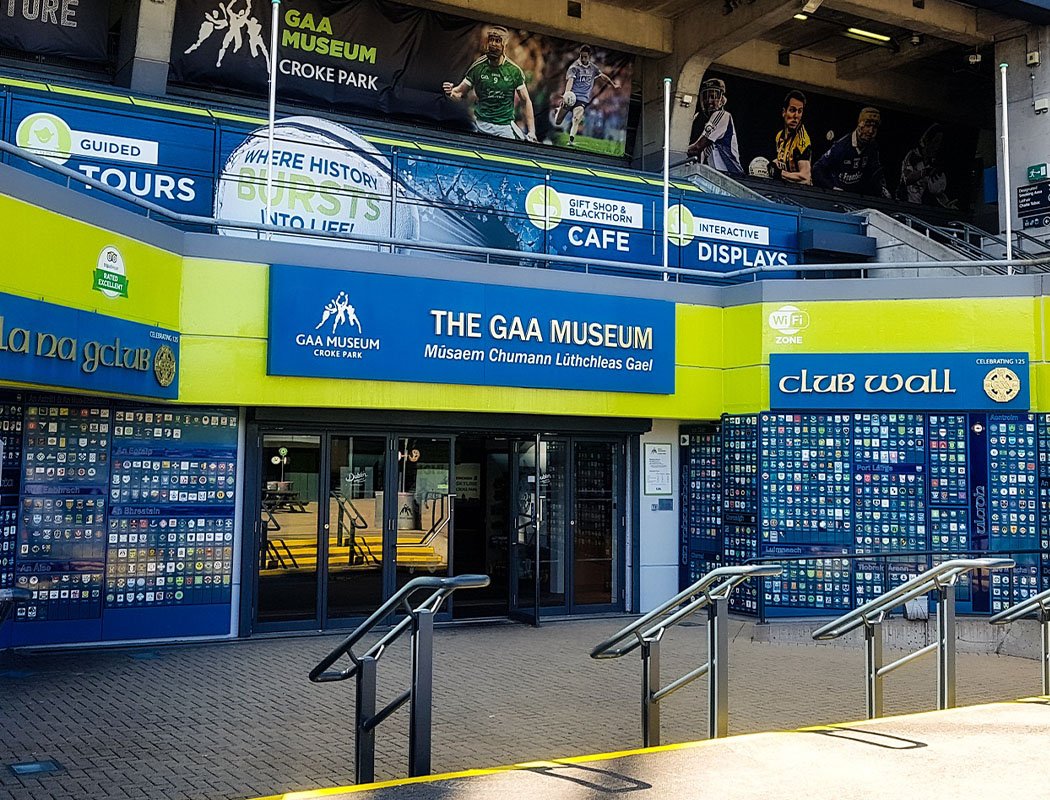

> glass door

[
  {"left": 538, "top": 439, "right": 570, "bottom": 613},
  {"left": 571, "top": 441, "right": 621, "bottom": 611},
  {"left": 257, "top": 434, "right": 323, "bottom": 626},
  {"left": 326, "top": 435, "right": 386, "bottom": 621},
  {"left": 393, "top": 436, "right": 453, "bottom": 591},
  {"left": 509, "top": 437, "right": 540, "bottom": 625}
]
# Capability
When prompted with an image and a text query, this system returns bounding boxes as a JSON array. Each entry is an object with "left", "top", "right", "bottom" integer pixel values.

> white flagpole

[
  {"left": 662, "top": 76, "right": 671, "bottom": 281},
  {"left": 1000, "top": 62, "right": 1013, "bottom": 271},
  {"left": 265, "top": 0, "right": 281, "bottom": 238}
]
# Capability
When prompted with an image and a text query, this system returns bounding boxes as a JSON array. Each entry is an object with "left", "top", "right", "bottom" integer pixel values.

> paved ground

[
  {"left": 0, "top": 618, "right": 1044, "bottom": 800},
  {"left": 298, "top": 698, "right": 1050, "bottom": 800}
]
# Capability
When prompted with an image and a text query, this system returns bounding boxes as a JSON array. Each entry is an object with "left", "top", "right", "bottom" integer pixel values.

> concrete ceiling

[{"left": 596, "top": 0, "right": 721, "bottom": 18}]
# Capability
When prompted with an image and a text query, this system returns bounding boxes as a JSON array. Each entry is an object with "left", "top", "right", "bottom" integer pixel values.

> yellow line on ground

[{"left": 247, "top": 696, "right": 1050, "bottom": 799}]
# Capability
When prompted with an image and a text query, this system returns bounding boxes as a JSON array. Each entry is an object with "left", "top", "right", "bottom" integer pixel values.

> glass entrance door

[
  {"left": 257, "top": 434, "right": 323, "bottom": 626},
  {"left": 572, "top": 441, "right": 620, "bottom": 610},
  {"left": 509, "top": 437, "right": 540, "bottom": 625},
  {"left": 393, "top": 436, "right": 453, "bottom": 591},
  {"left": 326, "top": 435, "right": 386, "bottom": 620}
]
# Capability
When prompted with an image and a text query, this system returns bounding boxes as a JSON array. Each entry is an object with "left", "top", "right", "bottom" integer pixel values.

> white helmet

[
  {"left": 563, "top": 91, "right": 577, "bottom": 107},
  {"left": 748, "top": 156, "right": 771, "bottom": 178}
]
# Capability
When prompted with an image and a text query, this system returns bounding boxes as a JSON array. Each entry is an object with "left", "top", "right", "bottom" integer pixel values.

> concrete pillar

[
  {"left": 635, "top": 0, "right": 798, "bottom": 169},
  {"left": 116, "top": 0, "right": 177, "bottom": 95},
  {"left": 995, "top": 26, "right": 1050, "bottom": 241}
]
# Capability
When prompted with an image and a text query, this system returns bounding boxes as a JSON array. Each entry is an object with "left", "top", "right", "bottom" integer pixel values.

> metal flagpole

[
  {"left": 265, "top": 0, "right": 281, "bottom": 238},
  {"left": 1000, "top": 62, "right": 1013, "bottom": 270},
  {"left": 662, "top": 77, "right": 671, "bottom": 281}
]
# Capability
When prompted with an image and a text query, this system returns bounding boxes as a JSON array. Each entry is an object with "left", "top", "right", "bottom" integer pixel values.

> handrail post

[
  {"left": 708, "top": 596, "right": 729, "bottom": 738},
  {"left": 640, "top": 639, "right": 661, "bottom": 747},
  {"left": 937, "top": 584, "right": 957, "bottom": 710},
  {"left": 408, "top": 608, "right": 435, "bottom": 777},
  {"left": 355, "top": 656, "right": 378, "bottom": 784},
  {"left": 864, "top": 621, "right": 883, "bottom": 719},
  {"left": 1041, "top": 611, "right": 1050, "bottom": 697}
]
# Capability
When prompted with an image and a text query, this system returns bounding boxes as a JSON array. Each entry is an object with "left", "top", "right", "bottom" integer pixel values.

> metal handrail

[
  {"left": 591, "top": 565, "right": 782, "bottom": 746},
  {"left": 812, "top": 558, "right": 1015, "bottom": 641},
  {"left": 310, "top": 574, "right": 487, "bottom": 682},
  {"left": 990, "top": 588, "right": 1050, "bottom": 696},
  {"left": 4, "top": 139, "right": 1050, "bottom": 279},
  {"left": 745, "top": 548, "right": 1043, "bottom": 624},
  {"left": 990, "top": 587, "right": 1050, "bottom": 625},
  {"left": 812, "top": 558, "right": 1014, "bottom": 719},
  {"left": 592, "top": 565, "right": 782, "bottom": 659},
  {"left": 309, "top": 574, "right": 488, "bottom": 783}
]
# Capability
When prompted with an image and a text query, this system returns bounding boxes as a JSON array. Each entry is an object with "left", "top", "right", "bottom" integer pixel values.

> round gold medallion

[
  {"left": 983, "top": 367, "right": 1019, "bottom": 403},
  {"left": 154, "top": 345, "right": 177, "bottom": 388}
]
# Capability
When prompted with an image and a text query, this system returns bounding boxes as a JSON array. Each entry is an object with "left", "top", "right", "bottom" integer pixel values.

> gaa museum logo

[
  {"left": 294, "top": 290, "right": 380, "bottom": 359},
  {"left": 768, "top": 304, "right": 810, "bottom": 345}
]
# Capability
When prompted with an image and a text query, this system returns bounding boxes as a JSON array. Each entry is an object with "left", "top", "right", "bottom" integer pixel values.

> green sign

[
  {"left": 1027, "top": 164, "right": 1048, "bottom": 182},
  {"left": 278, "top": 447, "right": 289, "bottom": 457},
  {"left": 92, "top": 268, "right": 129, "bottom": 298}
]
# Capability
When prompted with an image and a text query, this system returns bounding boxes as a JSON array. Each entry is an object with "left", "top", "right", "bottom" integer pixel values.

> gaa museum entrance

[{"left": 243, "top": 416, "right": 634, "bottom": 634}]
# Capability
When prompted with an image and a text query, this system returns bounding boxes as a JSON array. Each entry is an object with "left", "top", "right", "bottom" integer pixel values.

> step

[{"left": 248, "top": 697, "right": 1050, "bottom": 799}]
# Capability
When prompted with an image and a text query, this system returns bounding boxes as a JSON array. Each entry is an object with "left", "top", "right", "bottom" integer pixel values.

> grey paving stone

[{"left": 0, "top": 618, "right": 1043, "bottom": 800}]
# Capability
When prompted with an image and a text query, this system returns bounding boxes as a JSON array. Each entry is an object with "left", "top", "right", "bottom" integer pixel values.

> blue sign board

[
  {"left": 6, "top": 96, "right": 217, "bottom": 217},
  {"left": 0, "top": 292, "right": 180, "bottom": 399},
  {"left": 268, "top": 265, "right": 675, "bottom": 394},
  {"left": 770, "top": 352, "right": 1029, "bottom": 411}
]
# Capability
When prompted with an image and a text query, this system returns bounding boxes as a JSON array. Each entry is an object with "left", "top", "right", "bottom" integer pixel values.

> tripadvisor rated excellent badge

[{"left": 93, "top": 246, "right": 129, "bottom": 299}]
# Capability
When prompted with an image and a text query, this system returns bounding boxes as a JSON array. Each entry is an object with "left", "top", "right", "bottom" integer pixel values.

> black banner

[
  {"left": 1, "top": 0, "right": 110, "bottom": 61},
  {"left": 169, "top": 0, "right": 636, "bottom": 156}
]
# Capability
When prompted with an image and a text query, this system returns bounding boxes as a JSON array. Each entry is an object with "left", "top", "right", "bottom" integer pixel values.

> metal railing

[
  {"left": 990, "top": 587, "right": 1050, "bottom": 696},
  {"left": 745, "top": 548, "right": 1045, "bottom": 624},
  {"left": 591, "top": 564, "right": 782, "bottom": 746},
  {"left": 4, "top": 139, "right": 1050, "bottom": 280},
  {"left": 309, "top": 574, "right": 489, "bottom": 783},
  {"left": 812, "top": 558, "right": 1015, "bottom": 719}
]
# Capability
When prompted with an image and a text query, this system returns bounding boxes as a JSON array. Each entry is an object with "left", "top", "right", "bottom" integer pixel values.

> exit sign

[{"left": 1028, "top": 163, "right": 1048, "bottom": 182}]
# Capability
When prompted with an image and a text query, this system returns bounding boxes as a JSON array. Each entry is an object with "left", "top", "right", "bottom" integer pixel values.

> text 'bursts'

[{"left": 214, "top": 116, "right": 418, "bottom": 243}]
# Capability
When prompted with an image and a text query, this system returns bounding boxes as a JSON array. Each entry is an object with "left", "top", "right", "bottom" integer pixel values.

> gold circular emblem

[
  {"left": 154, "top": 345, "right": 177, "bottom": 388},
  {"left": 983, "top": 367, "right": 1020, "bottom": 403}
]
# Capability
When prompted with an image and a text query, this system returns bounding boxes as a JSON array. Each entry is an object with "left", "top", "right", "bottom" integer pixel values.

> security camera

[{"left": 968, "top": 53, "right": 982, "bottom": 65}]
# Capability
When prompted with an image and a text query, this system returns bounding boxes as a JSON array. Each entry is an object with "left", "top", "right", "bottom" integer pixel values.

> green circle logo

[
  {"left": 667, "top": 204, "right": 694, "bottom": 246},
  {"left": 16, "top": 112, "right": 73, "bottom": 165},
  {"left": 525, "top": 185, "right": 563, "bottom": 230}
]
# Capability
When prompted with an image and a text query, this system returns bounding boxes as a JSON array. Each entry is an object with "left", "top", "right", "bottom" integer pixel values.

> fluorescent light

[
  {"left": 847, "top": 27, "right": 892, "bottom": 42},
  {"left": 794, "top": 13, "right": 809, "bottom": 20}
]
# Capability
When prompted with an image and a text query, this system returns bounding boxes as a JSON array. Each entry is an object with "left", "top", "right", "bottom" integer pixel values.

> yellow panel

[
  {"left": 676, "top": 304, "right": 721, "bottom": 368},
  {"left": 723, "top": 366, "right": 767, "bottom": 415},
  {"left": 180, "top": 259, "right": 268, "bottom": 338},
  {"left": 0, "top": 76, "right": 49, "bottom": 91},
  {"left": 762, "top": 297, "right": 1040, "bottom": 357},
  {"left": 534, "top": 161, "right": 595, "bottom": 176},
  {"left": 478, "top": 152, "right": 538, "bottom": 167},
  {"left": 131, "top": 98, "right": 211, "bottom": 117},
  {"left": 1032, "top": 362, "right": 1048, "bottom": 413},
  {"left": 417, "top": 143, "right": 479, "bottom": 158},
  {"left": 0, "top": 195, "right": 182, "bottom": 328},
  {"left": 49, "top": 86, "right": 132, "bottom": 104},
  {"left": 210, "top": 110, "right": 267, "bottom": 125},
  {"left": 364, "top": 135, "right": 418, "bottom": 149},
  {"left": 723, "top": 304, "right": 763, "bottom": 368},
  {"left": 590, "top": 170, "right": 645, "bottom": 184}
]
